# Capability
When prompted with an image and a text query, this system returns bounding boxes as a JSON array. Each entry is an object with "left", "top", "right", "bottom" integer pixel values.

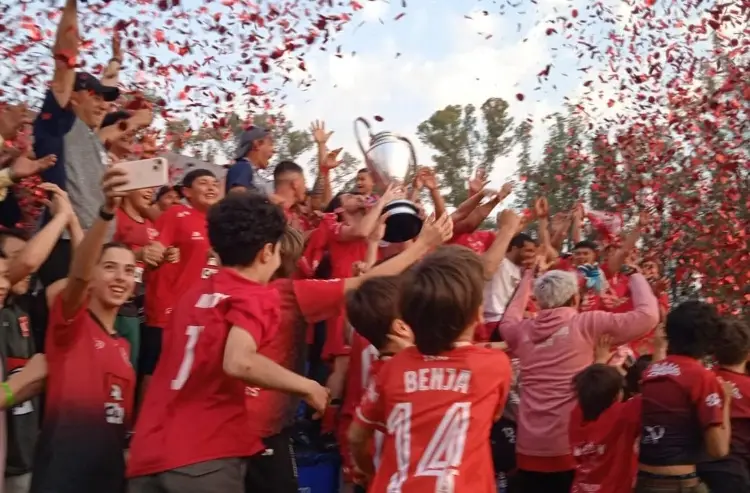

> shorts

[
  {"left": 139, "top": 326, "right": 163, "bottom": 376},
  {"left": 115, "top": 316, "right": 141, "bottom": 370},
  {"left": 490, "top": 417, "right": 517, "bottom": 474},
  {"left": 127, "top": 458, "right": 246, "bottom": 493},
  {"left": 245, "top": 430, "right": 298, "bottom": 493}
]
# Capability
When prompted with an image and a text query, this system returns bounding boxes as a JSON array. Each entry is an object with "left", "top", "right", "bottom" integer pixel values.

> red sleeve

[
  {"left": 691, "top": 369, "right": 725, "bottom": 428},
  {"left": 555, "top": 256, "right": 573, "bottom": 271},
  {"left": 225, "top": 294, "right": 281, "bottom": 348},
  {"left": 355, "top": 362, "right": 388, "bottom": 433},
  {"left": 490, "top": 351, "right": 512, "bottom": 419},
  {"left": 623, "top": 395, "right": 643, "bottom": 435},
  {"left": 155, "top": 207, "right": 179, "bottom": 246},
  {"left": 46, "top": 293, "right": 90, "bottom": 350},
  {"left": 479, "top": 231, "right": 496, "bottom": 252},
  {"left": 658, "top": 293, "right": 669, "bottom": 311},
  {"left": 293, "top": 279, "right": 346, "bottom": 324},
  {"left": 321, "top": 311, "right": 351, "bottom": 362}
]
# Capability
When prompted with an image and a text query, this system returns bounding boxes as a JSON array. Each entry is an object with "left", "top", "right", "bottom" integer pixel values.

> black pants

[
  {"left": 698, "top": 470, "right": 750, "bottom": 493},
  {"left": 517, "top": 469, "right": 574, "bottom": 493},
  {"left": 245, "top": 430, "right": 298, "bottom": 493}
]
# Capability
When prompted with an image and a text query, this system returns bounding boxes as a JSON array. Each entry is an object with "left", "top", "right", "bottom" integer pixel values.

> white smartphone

[{"left": 112, "top": 157, "right": 169, "bottom": 192}]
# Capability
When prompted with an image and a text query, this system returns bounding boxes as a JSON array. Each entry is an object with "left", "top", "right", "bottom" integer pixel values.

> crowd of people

[{"left": 0, "top": 1, "right": 748, "bottom": 493}]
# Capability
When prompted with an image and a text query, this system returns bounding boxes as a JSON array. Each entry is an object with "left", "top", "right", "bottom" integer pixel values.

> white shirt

[{"left": 483, "top": 258, "right": 522, "bottom": 322}]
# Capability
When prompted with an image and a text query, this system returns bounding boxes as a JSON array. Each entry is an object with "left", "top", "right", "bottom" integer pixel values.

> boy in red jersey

[
  {"left": 141, "top": 168, "right": 221, "bottom": 379},
  {"left": 698, "top": 318, "right": 750, "bottom": 493},
  {"left": 127, "top": 192, "right": 329, "bottom": 493},
  {"left": 30, "top": 167, "right": 136, "bottom": 493},
  {"left": 349, "top": 245, "right": 513, "bottom": 493},
  {"left": 339, "top": 275, "right": 414, "bottom": 491},
  {"left": 569, "top": 364, "right": 642, "bottom": 493},
  {"left": 244, "top": 215, "right": 453, "bottom": 493}
]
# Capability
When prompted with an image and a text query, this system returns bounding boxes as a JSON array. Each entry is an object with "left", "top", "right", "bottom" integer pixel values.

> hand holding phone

[{"left": 112, "top": 157, "right": 168, "bottom": 192}]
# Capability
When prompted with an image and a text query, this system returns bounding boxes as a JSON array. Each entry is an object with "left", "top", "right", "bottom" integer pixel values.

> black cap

[
  {"left": 74, "top": 72, "right": 120, "bottom": 102},
  {"left": 234, "top": 126, "right": 270, "bottom": 160},
  {"left": 101, "top": 110, "right": 132, "bottom": 129}
]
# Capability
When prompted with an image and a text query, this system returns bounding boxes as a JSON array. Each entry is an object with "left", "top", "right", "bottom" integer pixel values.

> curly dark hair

[
  {"left": 665, "top": 301, "right": 724, "bottom": 359},
  {"left": 400, "top": 245, "right": 484, "bottom": 355},
  {"left": 207, "top": 192, "right": 286, "bottom": 268},
  {"left": 714, "top": 317, "right": 750, "bottom": 366}
]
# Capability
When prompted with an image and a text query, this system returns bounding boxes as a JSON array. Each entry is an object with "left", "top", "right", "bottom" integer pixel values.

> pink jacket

[{"left": 498, "top": 271, "right": 658, "bottom": 459}]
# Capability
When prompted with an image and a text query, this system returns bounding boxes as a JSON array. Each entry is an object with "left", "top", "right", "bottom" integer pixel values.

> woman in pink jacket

[{"left": 498, "top": 266, "right": 659, "bottom": 493}]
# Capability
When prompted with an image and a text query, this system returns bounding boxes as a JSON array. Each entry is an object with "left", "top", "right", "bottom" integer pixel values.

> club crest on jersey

[{"left": 18, "top": 316, "right": 30, "bottom": 338}]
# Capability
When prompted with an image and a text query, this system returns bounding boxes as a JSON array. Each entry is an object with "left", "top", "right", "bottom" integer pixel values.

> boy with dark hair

[
  {"left": 349, "top": 245, "right": 512, "bottom": 493},
  {"left": 128, "top": 192, "right": 329, "bottom": 493},
  {"left": 569, "top": 364, "right": 641, "bottom": 493},
  {"left": 698, "top": 318, "right": 750, "bottom": 493},
  {"left": 244, "top": 215, "right": 452, "bottom": 493},
  {"left": 637, "top": 301, "right": 732, "bottom": 492},
  {"left": 340, "top": 275, "right": 414, "bottom": 489},
  {"left": 142, "top": 168, "right": 220, "bottom": 378}
]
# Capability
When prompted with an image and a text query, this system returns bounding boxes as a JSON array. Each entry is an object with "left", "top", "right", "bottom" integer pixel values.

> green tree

[
  {"left": 416, "top": 97, "right": 515, "bottom": 206},
  {"left": 513, "top": 120, "right": 538, "bottom": 209}
]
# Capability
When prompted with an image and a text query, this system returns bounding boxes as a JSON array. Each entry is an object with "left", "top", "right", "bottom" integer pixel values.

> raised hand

[
  {"left": 417, "top": 213, "right": 453, "bottom": 248},
  {"left": 112, "top": 30, "right": 123, "bottom": 62},
  {"left": 321, "top": 147, "right": 343, "bottom": 170},
  {"left": 534, "top": 196, "right": 550, "bottom": 218},
  {"left": 468, "top": 169, "right": 489, "bottom": 196},
  {"left": 0, "top": 103, "right": 34, "bottom": 140},
  {"left": 101, "top": 166, "right": 129, "bottom": 212},
  {"left": 38, "top": 182, "right": 74, "bottom": 219},
  {"left": 11, "top": 154, "right": 57, "bottom": 180},
  {"left": 496, "top": 209, "right": 521, "bottom": 233},
  {"left": 310, "top": 120, "right": 334, "bottom": 145}
]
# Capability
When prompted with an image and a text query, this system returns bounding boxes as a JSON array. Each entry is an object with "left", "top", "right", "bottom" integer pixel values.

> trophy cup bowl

[{"left": 355, "top": 117, "right": 422, "bottom": 243}]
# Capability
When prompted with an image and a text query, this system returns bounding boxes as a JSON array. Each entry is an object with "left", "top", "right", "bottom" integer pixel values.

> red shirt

[
  {"left": 321, "top": 310, "right": 351, "bottom": 362},
  {"left": 145, "top": 204, "right": 218, "bottom": 328},
  {"left": 569, "top": 397, "right": 642, "bottom": 493},
  {"left": 342, "top": 334, "right": 380, "bottom": 421},
  {"left": 32, "top": 296, "right": 135, "bottom": 491},
  {"left": 639, "top": 355, "right": 726, "bottom": 466},
  {"left": 246, "top": 278, "right": 345, "bottom": 438},
  {"left": 448, "top": 230, "right": 495, "bottom": 254},
  {"left": 114, "top": 209, "right": 157, "bottom": 285},
  {"left": 327, "top": 220, "right": 368, "bottom": 279},
  {"left": 127, "top": 269, "right": 279, "bottom": 477},
  {"left": 356, "top": 345, "right": 512, "bottom": 493},
  {"left": 698, "top": 368, "right": 750, "bottom": 480}
]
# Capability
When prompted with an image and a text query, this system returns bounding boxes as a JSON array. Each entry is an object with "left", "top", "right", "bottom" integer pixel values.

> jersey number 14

[{"left": 387, "top": 401, "right": 471, "bottom": 493}]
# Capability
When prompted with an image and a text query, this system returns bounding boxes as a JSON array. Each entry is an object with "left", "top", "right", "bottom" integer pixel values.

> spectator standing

[
  {"left": 225, "top": 127, "right": 275, "bottom": 195},
  {"left": 32, "top": 0, "right": 128, "bottom": 287},
  {"left": 498, "top": 266, "right": 658, "bottom": 493}
]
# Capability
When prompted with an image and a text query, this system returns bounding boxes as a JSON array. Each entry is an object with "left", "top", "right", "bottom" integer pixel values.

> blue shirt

[{"left": 225, "top": 158, "right": 254, "bottom": 193}]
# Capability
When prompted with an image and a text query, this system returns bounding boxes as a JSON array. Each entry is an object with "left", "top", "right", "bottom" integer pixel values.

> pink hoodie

[{"left": 498, "top": 271, "right": 658, "bottom": 459}]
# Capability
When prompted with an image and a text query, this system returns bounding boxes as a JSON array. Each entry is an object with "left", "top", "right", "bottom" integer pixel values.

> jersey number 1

[
  {"left": 171, "top": 325, "right": 204, "bottom": 390},
  {"left": 387, "top": 401, "right": 471, "bottom": 493}
]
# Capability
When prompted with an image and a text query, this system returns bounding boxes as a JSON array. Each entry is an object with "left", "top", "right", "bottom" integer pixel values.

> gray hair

[{"left": 533, "top": 270, "right": 579, "bottom": 309}]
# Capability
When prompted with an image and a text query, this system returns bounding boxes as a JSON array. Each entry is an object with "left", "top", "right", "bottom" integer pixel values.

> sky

[
  {"left": 2, "top": 0, "right": 735, "bottom": 198},
  {"left": 268, "top": 0, "right": 599, "bottom": 188}
]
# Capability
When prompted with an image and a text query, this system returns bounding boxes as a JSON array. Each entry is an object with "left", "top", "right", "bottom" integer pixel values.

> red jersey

[
  {"left": 114, "top": 209, "right": 157, "bottom": 283},
  {"left": 32, "top": 297, "right": 134, "bottom": 492},
  {"left": 448, "top": 230, "right": 495, "bottom": 254},
  {"left": 246, "top": 278, "right": 345, "bottom": 438},
  {"left": 145, "top": 204, "right": 219, "bottom": 328},
  {"left": 127, "top": 269, "right": 279, "bottom": 477},
  {"left": 639, "top": 355, "right": 725, "bottom": 466},
  {"left": 342, "top": 334, "right": 381, "bottom": 420},
  {"left": 321, "top": 310, "right": 351, "bottom": 362},
  {"left": 327, "top": 220, "right": 368, "bottom": 279},
  {"left": 698, "top": 368, "right": 750, "bottom": 481},
  {"left": 356, "top": 345, "right": 512, "bottom": 493},
  {"left": 569, "top": 397, "right": 641, "bottom": 493}
]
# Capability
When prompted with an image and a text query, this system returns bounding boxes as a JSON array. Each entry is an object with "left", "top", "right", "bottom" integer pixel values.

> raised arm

[
  {"left": 310, "top": 120, "right": 335, "bottom": 208},
  {"left": 8, "top": 184, "right": 73, "bottom": 285},
  {"left": 497, "top": 269, "right": 534, "bottom": 351},
  {"left": 338, "top": 185, "right": 397, "bottom": 241},
  {"left": 606, "top": 210, "right": 648, "bottom": 275},
  {"left": 51, "top": 0, "right": 79, "bottom": 108},
  {"left": 482, "top": 209, "right": 521, "bottom": 280},
  {"left": 100, "top": 30, "right": 123, "bottom": 87},
  {"left": 578, "top": 273, "right": 659, "bottom": 346},
  {"left": 60, "top": 167, "right": 129, "bottom": 319}
]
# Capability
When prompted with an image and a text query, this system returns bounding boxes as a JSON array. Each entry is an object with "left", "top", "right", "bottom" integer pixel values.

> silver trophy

[{"left": 354, "top": 117, "right": 422, "bottom": 243}]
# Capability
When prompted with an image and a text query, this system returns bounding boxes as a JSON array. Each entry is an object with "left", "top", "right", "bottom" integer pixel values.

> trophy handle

[
  {"left": 398, "top": 135, "right": 419, "bottom": 179},
  {"left": 354, "top": 117, "right": 373, "bottom": 158}
]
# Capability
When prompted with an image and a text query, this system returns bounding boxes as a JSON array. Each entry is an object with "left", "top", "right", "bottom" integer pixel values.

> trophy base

[{"left": 382, "top": 199, "right": 423, "bottom": 243}]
